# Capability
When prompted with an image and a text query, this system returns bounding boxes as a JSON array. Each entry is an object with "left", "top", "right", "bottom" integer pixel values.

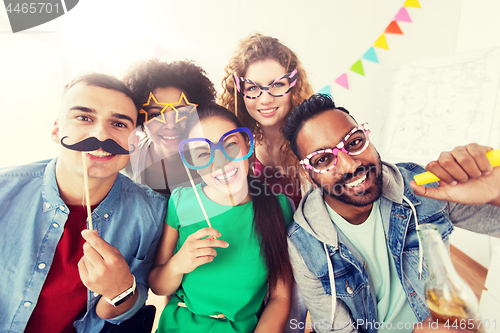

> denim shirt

[
  {"left": 287, "top": 162, "right": 500, "bottom": 333},
  {"left": 0, "top": 159, "right": 167, "bottom": 333}
]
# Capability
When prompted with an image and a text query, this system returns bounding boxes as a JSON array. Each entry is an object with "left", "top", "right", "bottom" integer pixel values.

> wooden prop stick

[
  {"left": 221, "top": 168, "right": 235, "bottom": 206},
  {"left": 183, "top": 164, "right": 213, "bottom": 229},
  {"left": 234, "top": 76, "right": 238, "bottom": 118},
  {"left": 81, "top": 152, "right": 93, "bottom": 231}
]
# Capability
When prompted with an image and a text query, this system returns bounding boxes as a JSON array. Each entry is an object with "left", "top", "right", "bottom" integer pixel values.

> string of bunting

[{"left": 319, "top": 0, "right": 421, "bottom": 93}]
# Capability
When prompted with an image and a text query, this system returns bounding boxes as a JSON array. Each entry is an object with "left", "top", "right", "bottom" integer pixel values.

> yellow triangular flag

[
  {"left": 374, "top": 34, "right": 389, "bottom": 50},
  {"left": 404, "top": 0, "right": 421, "bottom": 8}
]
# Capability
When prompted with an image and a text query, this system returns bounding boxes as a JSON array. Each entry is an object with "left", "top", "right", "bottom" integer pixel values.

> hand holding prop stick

[{"left": 414, "top": 148, "right": 500, "bottom": 185}]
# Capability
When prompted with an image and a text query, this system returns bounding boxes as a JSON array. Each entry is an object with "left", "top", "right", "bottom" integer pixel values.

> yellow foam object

[{"left": 414, "top": 148, "right": 500, "bottom": 185}]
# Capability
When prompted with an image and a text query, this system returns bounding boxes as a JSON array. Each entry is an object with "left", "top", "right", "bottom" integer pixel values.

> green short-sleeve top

[{"left": 165, "top": 183, "right": 293, "bottom": 322}]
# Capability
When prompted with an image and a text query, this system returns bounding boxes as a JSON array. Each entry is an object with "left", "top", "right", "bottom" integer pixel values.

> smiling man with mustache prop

[
  {"left": 0, "top": 73, "right": 167, "bottom": 333},
  {"left": 60, "top": 135, "right": 136, "bottom": 231}
]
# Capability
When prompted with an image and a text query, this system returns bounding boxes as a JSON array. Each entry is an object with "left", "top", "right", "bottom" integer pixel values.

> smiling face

[
  {"left": 53, "top": 83, "right": 137, "bottom": 183},
  {"left": 243, "top": 59, "right": 292, "bottom": 130},
  {"left": 143, "top": 87, "right": 190, "bottom": 156},
  {"left": 187, "top": 117, "right": 251, "bottom": 205},
  {"left": 296, "top": 109, "right": 383, "bottom": 212}
]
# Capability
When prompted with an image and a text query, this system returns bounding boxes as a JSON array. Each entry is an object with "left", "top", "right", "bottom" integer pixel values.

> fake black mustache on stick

[{"left": 60, "top": 136, "right": 135, "bottom": 155}]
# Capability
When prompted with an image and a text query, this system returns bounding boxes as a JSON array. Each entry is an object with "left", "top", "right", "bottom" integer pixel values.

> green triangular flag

[{"left": 350, "top": 60, "right": 365, "bottom": 76}]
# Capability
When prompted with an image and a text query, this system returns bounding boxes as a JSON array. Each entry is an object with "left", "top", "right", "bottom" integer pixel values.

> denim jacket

[
  {"left": 0, "top": 159, "right": 167, "bottom": 333},
  {"left": 287, "top": 162, "right": 500, "bottom": 333}
]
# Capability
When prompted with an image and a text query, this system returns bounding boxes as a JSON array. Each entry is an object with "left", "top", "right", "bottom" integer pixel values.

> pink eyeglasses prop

[{"left": 300, "top": 123, "right": 370, "bottom": 174}]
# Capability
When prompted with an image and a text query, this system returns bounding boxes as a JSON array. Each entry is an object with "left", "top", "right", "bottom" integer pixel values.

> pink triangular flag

[
  {"left": 395, "top": 7, "right": 412, "bottom": 22},
  {"left": 335, "top": 73, "right": 349, "bottom": 90}
]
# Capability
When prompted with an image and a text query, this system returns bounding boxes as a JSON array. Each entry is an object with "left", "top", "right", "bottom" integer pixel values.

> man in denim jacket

[
  {"left": 282, "top": 94, "right": 500, "bottom": 333},
  {"left": 0, "top": 73, "right": 167, "bottom": 332}
]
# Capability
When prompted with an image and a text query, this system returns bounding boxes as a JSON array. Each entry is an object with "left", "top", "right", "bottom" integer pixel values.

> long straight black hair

[{"left": 186, "top": 103, "right": 292, "bottom": 289}]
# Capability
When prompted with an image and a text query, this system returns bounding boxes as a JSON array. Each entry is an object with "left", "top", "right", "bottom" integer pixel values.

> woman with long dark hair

[{"left": 148, "top": 104, "right": 293, "bottom": 332}]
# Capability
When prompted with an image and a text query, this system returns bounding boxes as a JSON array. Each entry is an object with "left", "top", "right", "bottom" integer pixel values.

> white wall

[
  {"left": 1, "top": 0, "right": 498, "bottom": 265},
  {"left": 447, "top": 0, "right": 500, "bottom": 269},
  {"left": 0, "top": 0, "right": 462, "bottom": 168}
]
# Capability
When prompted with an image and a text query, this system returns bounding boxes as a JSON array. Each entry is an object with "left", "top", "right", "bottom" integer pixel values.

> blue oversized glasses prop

[{"left": 179, "top": 127, "right": 254, "bottom": 170}]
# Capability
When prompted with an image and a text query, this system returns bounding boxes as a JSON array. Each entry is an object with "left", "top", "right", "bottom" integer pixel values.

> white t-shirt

[{"left": 325, "top": 199, "right": 419, "bottom": 332}]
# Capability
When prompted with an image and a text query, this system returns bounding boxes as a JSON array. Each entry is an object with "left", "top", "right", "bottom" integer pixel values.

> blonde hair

[{"left": 220, "top": 33, "right": 314, "bottom": 184}]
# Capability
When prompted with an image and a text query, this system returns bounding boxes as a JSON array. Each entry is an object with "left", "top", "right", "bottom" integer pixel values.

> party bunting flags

[
  {"left": 350, "top": 60, "right": 365, "bottom": 76},
  {"left": 335, "top": 73, "right": 349, "bottom": 90},
  {"left": 385, "top": 21, "right": 403, "bottom": 34},
  {"left": 318, "top": 85, "right": 332, "bottom": 96},
  {"left": 404, "top": 0, "right": 421, "bottom": 8},
  {"left": 333, "top": 1, "right": 420, "bottom": 90},
  {"left": 395, "top": 7, "right": 412, "bottom": 22},
  {"left": 374, "top": 34, "right": 389, "bottom": 50},
  {"left": 363, "top": 47, "right": 379, "bottom": 63}
]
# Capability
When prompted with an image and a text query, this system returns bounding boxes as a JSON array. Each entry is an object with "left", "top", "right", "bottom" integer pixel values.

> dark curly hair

[
  {"left": 283, "top": 94, "right": 351, "bottom": 158},
  {"left": 122, "top": 59, "right": 217, "bottom": 126}
]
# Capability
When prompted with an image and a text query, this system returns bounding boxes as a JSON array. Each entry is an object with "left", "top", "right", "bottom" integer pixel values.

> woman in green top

[{"left": 148, "top": 103, "right": 294, "bottom": 332}]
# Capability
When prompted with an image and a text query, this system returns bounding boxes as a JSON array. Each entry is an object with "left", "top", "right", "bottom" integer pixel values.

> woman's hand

[
  {"left": 148, "top": 225, "right": 228, "bottom": 296},
  {"left": 170, "top": 227, "right": 229, "bottom": 275}
]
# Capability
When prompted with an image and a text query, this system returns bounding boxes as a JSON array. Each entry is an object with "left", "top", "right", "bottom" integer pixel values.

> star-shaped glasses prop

[
  {"left": 127, "top": 92, "right": 199, "bottom": 192},
  {"left": 140, "top": 92, "right": 198, "bottom": 124}
]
